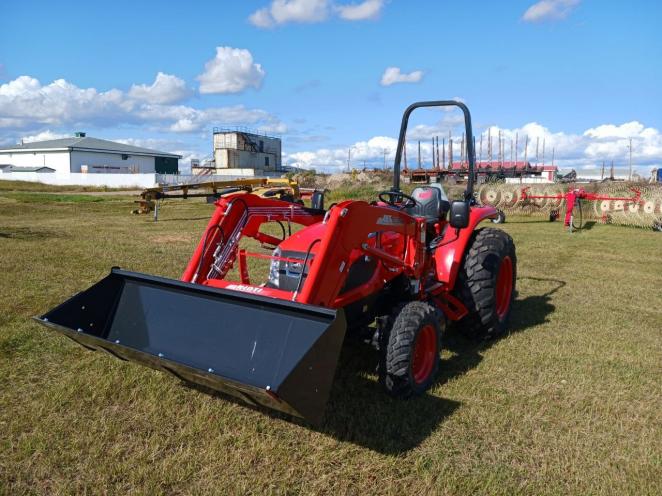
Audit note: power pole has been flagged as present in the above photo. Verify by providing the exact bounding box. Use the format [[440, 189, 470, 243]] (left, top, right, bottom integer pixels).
[[473, 136, 476, 165], [403, 139, 408, 172], [510, 139, 514, 165], [442, 138, 446, 170], [488, 128, 492, 166], [535, 137, 540, 165], [524, 135, 529, 164], [542, 138, 546, 166], [601, 160, 605, 180], [501, 132, 505, 168], [515, 132, 519, 164], [628, 138, 632, 181], [383, 148, 388, 169], [551, 147, 555, 166], [347, 148, 351, 172], [449, 136, 453, 169], [431, 138, 436, 169], [448, 130, 452, 166], [498, 130, 502, 167], [479, 133, 483, 163], [417, 141, 421, 168], [610, 160, 614, 180], [501, 131, 505, 168]]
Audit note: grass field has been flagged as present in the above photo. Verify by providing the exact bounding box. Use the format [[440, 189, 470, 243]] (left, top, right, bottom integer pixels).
[[1, 182, 661, 495]]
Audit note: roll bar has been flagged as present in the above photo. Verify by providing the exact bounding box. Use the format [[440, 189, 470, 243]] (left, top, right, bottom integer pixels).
[[392, 100, 476, 200]]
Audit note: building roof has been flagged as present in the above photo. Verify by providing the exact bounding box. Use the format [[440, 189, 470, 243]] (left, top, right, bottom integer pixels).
[[3, 166, 56, 172], [0, 136, 181, 158]]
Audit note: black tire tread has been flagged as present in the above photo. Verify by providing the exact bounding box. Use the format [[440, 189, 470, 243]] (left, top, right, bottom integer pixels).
[[381, 301, 442, 398], [455, 227, 516, 340]]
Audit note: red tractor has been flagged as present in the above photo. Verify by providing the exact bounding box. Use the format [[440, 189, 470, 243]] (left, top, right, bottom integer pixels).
[[36, 101, 517, 425]]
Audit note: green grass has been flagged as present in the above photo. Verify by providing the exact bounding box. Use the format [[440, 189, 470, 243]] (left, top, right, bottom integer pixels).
[[0, 186, 661, 495], [0, 179, 131, 193], [3, 192, 107, 203]]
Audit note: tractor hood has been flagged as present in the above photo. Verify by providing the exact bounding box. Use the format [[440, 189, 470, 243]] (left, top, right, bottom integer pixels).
[[277, 222, 327, 254]]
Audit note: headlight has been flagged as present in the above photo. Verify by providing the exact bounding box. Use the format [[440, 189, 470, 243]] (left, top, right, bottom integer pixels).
[[269, 247, 282, 287]]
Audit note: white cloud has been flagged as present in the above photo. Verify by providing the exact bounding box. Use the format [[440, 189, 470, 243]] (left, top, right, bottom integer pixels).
[[380, 67, 424, 86], [287, 135, 397, 169], [21, 130, 70, 143], [285, 120, 662, 172], [197, 47, 265, 94], [336, 0, 384, 20], [249, 0, 330, 28], [0, 76, 130, 128], [522, 0, 580, 23], [128, 72, 191, 104], [0, 75, 284, 134], [584, 121, 646, 139], [249, 0, 384, 27], [138, 104, 284, 134]]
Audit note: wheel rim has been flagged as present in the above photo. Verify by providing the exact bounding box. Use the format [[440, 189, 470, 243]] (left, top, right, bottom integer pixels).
[[495, 256, 513, 320], [412, 324, 437, 384]]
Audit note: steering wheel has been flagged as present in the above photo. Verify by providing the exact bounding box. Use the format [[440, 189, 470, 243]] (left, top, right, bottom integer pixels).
[[378, 190, 418, 209]]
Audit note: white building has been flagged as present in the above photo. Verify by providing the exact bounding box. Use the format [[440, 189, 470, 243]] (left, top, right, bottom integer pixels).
[[193, 129, 281, 175], [0, 133, 180, 175]]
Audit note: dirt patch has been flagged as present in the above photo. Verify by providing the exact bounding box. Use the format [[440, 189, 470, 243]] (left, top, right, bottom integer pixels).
[[0, 226, 64, 240]]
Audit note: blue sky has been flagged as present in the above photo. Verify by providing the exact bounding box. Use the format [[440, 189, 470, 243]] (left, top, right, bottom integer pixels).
[[1, 0, 661, 174]]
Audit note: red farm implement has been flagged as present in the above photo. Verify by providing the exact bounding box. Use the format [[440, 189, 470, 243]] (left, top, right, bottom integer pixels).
[[521, 186, 641, 232], [36, 101, 517, 425]]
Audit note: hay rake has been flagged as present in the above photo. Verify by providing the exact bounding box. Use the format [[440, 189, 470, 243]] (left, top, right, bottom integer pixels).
[[477, 182, 662, 231]]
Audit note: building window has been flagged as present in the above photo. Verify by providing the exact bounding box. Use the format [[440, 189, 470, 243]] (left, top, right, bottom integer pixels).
[[121, 154, 129, 160], [265, 156, 270, 167]]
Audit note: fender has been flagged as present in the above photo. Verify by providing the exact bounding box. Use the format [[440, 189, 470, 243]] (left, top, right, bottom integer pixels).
[[433, 205, 498, 287]]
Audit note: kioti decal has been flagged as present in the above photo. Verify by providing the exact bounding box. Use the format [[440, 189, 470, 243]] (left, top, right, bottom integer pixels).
[[226, 284, 264, 294]]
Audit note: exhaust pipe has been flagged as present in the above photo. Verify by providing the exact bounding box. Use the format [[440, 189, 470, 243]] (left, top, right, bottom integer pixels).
[[35, 268, 346, 425]]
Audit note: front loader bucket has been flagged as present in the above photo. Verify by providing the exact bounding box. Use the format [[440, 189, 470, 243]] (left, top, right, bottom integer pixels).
[[34, 268, 346, 425]]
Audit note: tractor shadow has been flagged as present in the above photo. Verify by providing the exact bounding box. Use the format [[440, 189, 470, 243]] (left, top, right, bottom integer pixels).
[[438, 277, 563, 388], [498, 218, 552, 224], [320, 347, 460, 454], [321, 278, 562, 454]]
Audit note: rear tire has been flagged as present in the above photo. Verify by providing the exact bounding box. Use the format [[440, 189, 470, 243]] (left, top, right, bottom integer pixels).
[[456, 228, 516, 340], [380, 301, 443, 398]]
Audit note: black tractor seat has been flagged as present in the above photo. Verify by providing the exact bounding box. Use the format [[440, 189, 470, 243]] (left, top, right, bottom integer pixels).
[[406, 185, 450, 223]]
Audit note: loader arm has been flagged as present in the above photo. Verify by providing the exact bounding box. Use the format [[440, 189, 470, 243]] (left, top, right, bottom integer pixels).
[[182, 194, 324, 284]]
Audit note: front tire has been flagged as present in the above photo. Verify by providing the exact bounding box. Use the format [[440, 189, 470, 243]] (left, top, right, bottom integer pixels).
[[456, 228, 517, 340], [491, 210, 506, 224], [380, 301, 443, 398]]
